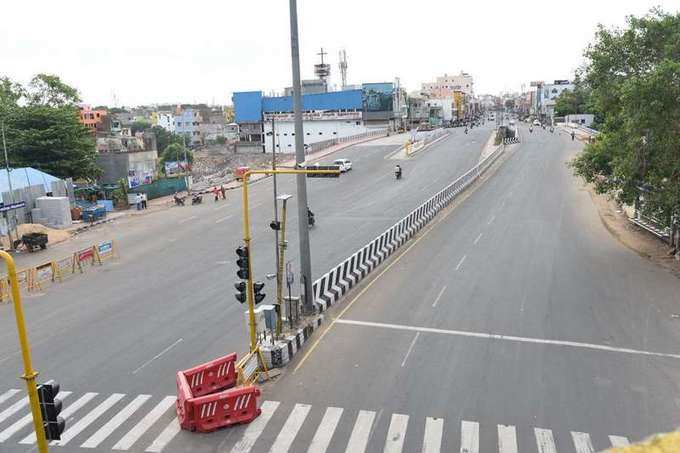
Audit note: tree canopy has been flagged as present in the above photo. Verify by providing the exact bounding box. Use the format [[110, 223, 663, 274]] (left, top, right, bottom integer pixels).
[[0, 73, 100, 181], [151, 125, 183, 153], [571, 8, 680, 226], [159, 143, 193, 170]]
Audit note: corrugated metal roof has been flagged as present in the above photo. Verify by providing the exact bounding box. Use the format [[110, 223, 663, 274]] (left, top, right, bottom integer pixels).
[[0, 167, 62, 202]]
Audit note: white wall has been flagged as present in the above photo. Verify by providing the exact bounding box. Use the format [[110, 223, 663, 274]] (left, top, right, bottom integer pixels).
[[157, 113, 175, 133], [262, 119, 370, 153]]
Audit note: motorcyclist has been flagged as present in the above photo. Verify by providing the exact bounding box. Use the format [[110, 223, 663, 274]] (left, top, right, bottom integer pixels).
[[307, 207, 315, 226], [571, 130, 575, 141], [395, 164, 402, 179], [529, 126, 533, 133]]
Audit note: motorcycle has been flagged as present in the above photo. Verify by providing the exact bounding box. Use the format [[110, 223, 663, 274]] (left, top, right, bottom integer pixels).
[[307, 209, 315, 228], [395, 167, 402, 180], [464, 128, 468, 134], [191, 194, 203, 205], [529, 127, 533, 133], [173, 194, 186, 206]]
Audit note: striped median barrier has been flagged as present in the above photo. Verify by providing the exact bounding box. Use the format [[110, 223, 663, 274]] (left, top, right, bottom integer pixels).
[[256, 142, 508, 369], [312, 142, 507, 313]]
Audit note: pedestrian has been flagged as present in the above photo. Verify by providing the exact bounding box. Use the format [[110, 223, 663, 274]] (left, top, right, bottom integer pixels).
[[135, 193, 142, 211], [213, 186, 220, 202], [141, 193, 147, 209], [220, 185, 226, 200], [571, 131, 575, 141]]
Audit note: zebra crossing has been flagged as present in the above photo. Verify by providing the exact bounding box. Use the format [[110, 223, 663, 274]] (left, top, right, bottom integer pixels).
[[0, 388, 632, 452]]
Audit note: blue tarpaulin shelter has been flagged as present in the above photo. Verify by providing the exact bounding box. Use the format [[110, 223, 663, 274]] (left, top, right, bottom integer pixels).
[[0, 167, 62, 203]]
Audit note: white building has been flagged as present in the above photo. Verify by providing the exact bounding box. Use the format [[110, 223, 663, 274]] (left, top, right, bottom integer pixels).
[[421, 72, 474, 98], [534, 80, 574, 118], [156, 112, 175, 133], [262, 111, 371, 153]]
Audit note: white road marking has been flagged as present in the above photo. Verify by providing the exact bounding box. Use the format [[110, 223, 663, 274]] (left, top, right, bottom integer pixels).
[[487, 214, 496, 225], [0, 389, 20, 406], [0, 397, 28, 424], [473, 233, 483, 245], [460, 420, 479, 453], [230, 400, 280, 453], [422, 417, 443, 453], [145, 418, 181, 452], [0, 392, 71, 442], [81, 394, 151, 448], [384, 413, 409, 453], [112, 396, 176, 450], [178, 215, 197, 224], [20, 392, 98, 444], [497, 424, 518, 453], [455, 255, 467, 271], [132, 338, 184, 374], [307, 407, 343, 453], [401, 332, 420, 367], [345, 410, 376, 453], [431, 286, 447, 308], [216, 215, 233, 224], [534, 428, 557, 453], [53, 393, 125, 445], [571, 431, 595, 453], [269, 403, 311, 453], [335, 319, 680, 360], [609, 435, 630, 447]]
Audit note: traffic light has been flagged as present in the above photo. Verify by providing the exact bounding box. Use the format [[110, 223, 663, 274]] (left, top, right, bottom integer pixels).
[[253, 281, 266, 304], [236, 246, 249, 280], [234, 281, 247, 304], [37, 380, 65, 441]]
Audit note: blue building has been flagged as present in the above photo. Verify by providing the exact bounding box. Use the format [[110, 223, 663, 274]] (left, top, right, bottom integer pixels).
[[232, 84, 397, 153]]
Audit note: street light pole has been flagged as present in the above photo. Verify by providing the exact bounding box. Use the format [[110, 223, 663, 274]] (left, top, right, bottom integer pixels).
[[1, 121, 17, 249], [288, 0, 315, 314]]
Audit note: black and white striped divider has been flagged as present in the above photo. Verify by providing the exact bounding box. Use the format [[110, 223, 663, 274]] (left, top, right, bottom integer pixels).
[[503, 137, 520, 145], [312, 142, 508, 313]]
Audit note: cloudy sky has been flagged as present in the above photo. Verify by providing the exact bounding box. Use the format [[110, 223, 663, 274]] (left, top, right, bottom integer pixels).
[[2, 0, 678, 106]]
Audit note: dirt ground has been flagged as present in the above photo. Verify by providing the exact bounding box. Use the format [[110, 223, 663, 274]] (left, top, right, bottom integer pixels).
[[586, 183, 680, 278], [191, 144, 294, 188], [0, 223, 72, 249]]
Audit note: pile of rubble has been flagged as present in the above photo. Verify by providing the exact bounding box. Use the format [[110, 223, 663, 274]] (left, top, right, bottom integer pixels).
[[190, 143, 294, 189]]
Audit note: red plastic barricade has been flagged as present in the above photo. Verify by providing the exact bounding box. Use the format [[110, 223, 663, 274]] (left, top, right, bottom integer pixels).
[[176, 370, 194, 430], [192, 386, 261, 433], [181, 352, 237, 398], [176, 352, 262, 432]]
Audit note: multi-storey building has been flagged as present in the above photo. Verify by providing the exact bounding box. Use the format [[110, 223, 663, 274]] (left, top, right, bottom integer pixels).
[[421, 72, 474, 98]]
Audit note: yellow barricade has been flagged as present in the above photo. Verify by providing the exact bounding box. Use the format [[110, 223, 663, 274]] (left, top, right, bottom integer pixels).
[[0, 239, 119, 300]]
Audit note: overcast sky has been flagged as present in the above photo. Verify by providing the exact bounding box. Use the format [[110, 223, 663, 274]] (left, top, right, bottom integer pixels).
[[2, 0, 678, 107]]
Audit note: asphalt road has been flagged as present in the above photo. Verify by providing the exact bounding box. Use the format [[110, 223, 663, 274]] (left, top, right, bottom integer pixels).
[[0, 124, 494, 452], [167, 125, 680, 452]]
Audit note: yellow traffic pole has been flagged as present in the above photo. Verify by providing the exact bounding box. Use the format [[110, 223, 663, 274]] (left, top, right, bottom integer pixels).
[[239, 168, 339, 352], [0, 251, 48, 453], [240, 172, 258, 352], [275, 197, 289, 336]]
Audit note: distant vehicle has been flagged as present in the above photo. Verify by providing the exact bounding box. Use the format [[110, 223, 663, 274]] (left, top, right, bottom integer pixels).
[[333, 158, 352, 172], [509, 120, 516, 125], [533, 119, 541, 126]]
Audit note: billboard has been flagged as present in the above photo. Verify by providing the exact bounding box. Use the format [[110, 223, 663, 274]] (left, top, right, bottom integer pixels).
[[164, 161, 189, 176], [362, 83, 394, 112]]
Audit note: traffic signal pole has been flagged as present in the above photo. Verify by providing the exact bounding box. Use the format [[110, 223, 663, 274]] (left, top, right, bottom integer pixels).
[[0, 251, 48, 453], [239, 168, 338, 352]]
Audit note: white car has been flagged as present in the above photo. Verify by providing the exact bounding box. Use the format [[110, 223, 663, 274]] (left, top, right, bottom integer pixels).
[[333, 158, 352, 172], [533, 119, 541, 126]]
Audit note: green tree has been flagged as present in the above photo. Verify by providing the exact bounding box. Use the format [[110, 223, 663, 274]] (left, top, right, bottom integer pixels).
[[130, 119, 151, 134], [151, 125, 183, 153], [27, 73, 81, 107], [571, 8, 680, 228], [0, 74, 100, 181], [159, 143, 193, 173]]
